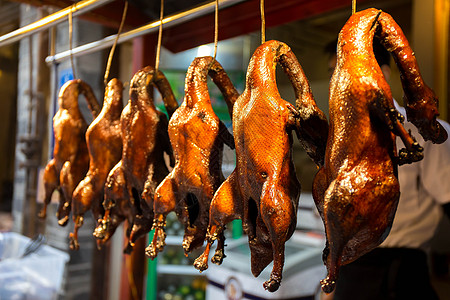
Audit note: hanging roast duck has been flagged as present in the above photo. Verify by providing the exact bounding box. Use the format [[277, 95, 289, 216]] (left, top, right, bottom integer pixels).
[[313, 8, 448, 293], [39, 79, 100, 226], [146, 56, 238, 260], [194, 40, 328, 292], [93, 160, 131, 247], [69, 78, 123, 250], [94, 66, 178, 252]]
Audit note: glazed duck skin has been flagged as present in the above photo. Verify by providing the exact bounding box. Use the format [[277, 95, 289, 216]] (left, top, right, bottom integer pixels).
[[313, 8, 448, 293], [93, 104, 135, 248], [39, 79, 100, 226], [146, 56, 238, 260], [94, 161, 134, 247], [377, 17, 447, 144], [194, 40, 328, 292], [70, 79, 123, 250], [95, 66, 178, 252]]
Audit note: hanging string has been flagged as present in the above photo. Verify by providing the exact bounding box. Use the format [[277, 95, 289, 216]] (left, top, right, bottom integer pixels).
[[104, 1, 128, 86], [125, 254, 138, 300], [212, 0, 219, 61], [68, 6, 76, 79], [260, 0, 265, 44], [155, 0, 164, 73], [27, 35, 33, 136], [352, 0, 356, 15]]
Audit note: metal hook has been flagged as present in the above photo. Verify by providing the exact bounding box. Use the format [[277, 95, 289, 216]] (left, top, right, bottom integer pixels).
[[261, 0, 265, 44], [104, 1, 128, 86], [155, 0, 164, 75], [207, 0, 219, 72], [68, 5, 76, 79]]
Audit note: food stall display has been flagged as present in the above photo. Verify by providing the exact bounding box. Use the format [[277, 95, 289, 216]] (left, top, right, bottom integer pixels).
[[0, 0, 447, 299]]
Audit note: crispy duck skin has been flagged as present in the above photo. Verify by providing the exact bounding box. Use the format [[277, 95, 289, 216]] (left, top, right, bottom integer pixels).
[[93, 161, 132, 247], [193, 40, 328, 292], [146, 56, 238, 260], [39, 79, 100, 226], [69, 79, 124, 250], [95, 66, 178, 252], [93, 105, 132, 246], [313, 8, 448, 294]]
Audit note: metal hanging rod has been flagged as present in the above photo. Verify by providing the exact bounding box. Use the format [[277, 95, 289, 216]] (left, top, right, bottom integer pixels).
[[45, 0, 245, 65], [0, 0, 114, 47]]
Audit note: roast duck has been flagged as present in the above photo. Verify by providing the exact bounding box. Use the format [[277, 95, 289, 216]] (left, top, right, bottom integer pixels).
[[69, 79, 124, 250], [94, 66, 178, 252], [146, 56, 238, 260], [194, 40, 329, 292], [313, 8, 448, 293], [39, 79, 100, 226]]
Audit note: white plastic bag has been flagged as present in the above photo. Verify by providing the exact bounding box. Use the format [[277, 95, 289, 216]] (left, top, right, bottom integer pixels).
[[0, 232, 69, 300]]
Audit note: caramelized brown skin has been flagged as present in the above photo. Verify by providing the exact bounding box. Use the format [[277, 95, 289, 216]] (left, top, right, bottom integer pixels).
[[96, 66, 177, 252], [313, 9, 448, 294], [69, 79, 124, 250], [39, 79, 100, 226], [147, 56, 238, 260], [94, 161, 133, 248], [377, 19, 447, 144], [194, 41, 328, 292]]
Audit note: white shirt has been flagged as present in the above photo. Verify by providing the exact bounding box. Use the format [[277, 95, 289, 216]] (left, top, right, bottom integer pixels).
[[380, 102, 450, 250]]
